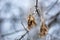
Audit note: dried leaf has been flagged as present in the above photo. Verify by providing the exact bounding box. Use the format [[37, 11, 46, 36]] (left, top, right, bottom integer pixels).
[[39, 22, 48, 38], [27, 14, 36, 30]]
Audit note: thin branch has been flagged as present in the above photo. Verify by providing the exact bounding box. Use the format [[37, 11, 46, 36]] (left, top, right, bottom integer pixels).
[[48, 12, 60, 27], [46, 0, 58, 14], [18, 31, 28, 40], [17, 22, 29, 40], [21, 21, 28, 32], [48, 33, 60, 39], [1, 29, 25, 37], [1, 21, 29, 40], [35, 0, 40, 16]]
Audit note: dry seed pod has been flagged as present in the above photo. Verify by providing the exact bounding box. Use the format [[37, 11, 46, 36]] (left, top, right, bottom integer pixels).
[[39, 16, 48, 38], [39, 22, 48, 38], [27, 14, 36, 30]]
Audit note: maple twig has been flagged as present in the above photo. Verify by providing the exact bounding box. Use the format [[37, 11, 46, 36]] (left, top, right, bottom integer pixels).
[[35, 0, 40, 16]]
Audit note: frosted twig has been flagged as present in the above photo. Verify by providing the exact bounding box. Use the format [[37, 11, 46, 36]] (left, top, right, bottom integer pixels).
[[35, 0, 40, 16], [18, 22, 29, 40]]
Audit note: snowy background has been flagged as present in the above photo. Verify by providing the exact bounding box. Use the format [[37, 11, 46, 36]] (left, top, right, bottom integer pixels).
[[0, 0, 60, 40]]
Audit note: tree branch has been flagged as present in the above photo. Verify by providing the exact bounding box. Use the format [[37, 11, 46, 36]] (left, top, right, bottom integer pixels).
[[17, 22, 29, 40], [1, 29, 25, 37], [46, 0, 58, 14], [48, 12, 60, 27], [18, 31, 28, 40], [21, 21, 28, 32], [35, 0, 40, 16]]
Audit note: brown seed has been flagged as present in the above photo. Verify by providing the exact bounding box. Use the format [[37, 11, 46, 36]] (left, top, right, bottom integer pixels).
[[27, 14, 36, 30], [40, 22, 48, 38]]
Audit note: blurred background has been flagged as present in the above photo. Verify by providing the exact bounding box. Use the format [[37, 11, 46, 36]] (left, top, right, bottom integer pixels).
[[0, 0, 60, 40]]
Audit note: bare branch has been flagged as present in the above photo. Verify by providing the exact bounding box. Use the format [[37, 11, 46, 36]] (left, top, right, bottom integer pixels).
[[17, 22, 29, 40], [48, 12, 60, 27], [1, 29, 25, 37], [48, 33, 60, 39], [46, 0, 58, 14], [21, 21, 28, 32], [35, 0, 40, 16], [18, 31, 28, 40]]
